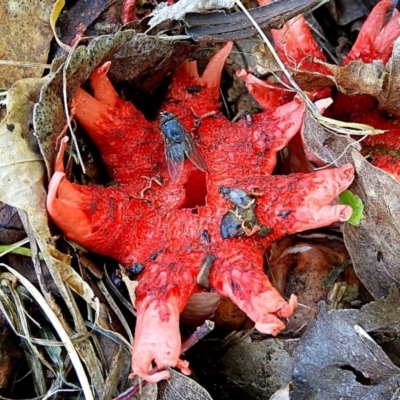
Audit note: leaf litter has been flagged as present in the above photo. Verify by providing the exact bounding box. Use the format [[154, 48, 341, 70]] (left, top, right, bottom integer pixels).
[[1, 0, 400, 399]]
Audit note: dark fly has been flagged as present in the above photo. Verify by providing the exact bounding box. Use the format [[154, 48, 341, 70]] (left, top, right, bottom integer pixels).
[[219, 186, 254, 209], [159, 112, 207, 182], [220, 212, 244, 239]]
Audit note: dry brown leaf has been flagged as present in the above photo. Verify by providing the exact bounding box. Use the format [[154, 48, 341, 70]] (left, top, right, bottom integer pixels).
[[302, 110, 358, 166], [290, 68, 336, 92], [323, 59, 385, 96], [253, 44, 386, 97], [377, 37, 400, 119], [0, 74, 97, 300], [0, 0, 55, 88], [268, 234, 352, 334], [100, 344, 132, 400], [0, 77, 50, 234], [56, 0, 110, 48]]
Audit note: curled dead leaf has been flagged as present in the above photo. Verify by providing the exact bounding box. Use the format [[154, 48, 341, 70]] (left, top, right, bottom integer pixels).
[[268, 234, 355, 334]]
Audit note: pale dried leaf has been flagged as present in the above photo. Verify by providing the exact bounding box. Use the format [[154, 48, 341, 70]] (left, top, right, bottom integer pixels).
[[100, 344, 131, 400], [134, 382, 158, 400], [269, 384, 292, 400], [148, 0, 235, 29], [377, 37, 400, 118], [157, 369, 212, 400], [0, 77, 56, 253], [0, 0, 55, 88], [344, 151, 400, 298], [253, 45, 386, 97], [302, 110, 358, 166]]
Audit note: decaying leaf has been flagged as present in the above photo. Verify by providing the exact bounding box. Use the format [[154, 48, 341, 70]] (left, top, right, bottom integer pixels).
[[323, 60, 386, 97], [302, 110, 358, 166], [292, 286, 400, 399], [204, 334, 294, 399], [148, 0, 235, 29], [0, 203, 26, 245], [377, 37, 400, 118], [56, 0, 111, 48], [254, 52, 387, 96], [268, 234, 353, 334], [302, 109, 400, 299], [0, 0, 55, 88], [344, 152, 400, 298], [252, 42, 281, 74], [158, 369, 213, 400], [0, 77, 48, 216]]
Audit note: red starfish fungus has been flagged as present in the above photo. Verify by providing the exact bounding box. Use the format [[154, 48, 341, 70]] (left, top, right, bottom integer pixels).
[[335, 0, 400, 181], [263, 0, 400, 180], [47, 42, 354, 381]]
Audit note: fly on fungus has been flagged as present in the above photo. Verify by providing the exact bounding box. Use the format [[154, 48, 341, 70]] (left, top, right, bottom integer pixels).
[[159, 111, 207, 182], [47, 42, 354, 382]]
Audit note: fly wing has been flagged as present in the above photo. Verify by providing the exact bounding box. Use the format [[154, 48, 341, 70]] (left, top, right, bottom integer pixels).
[[183, 133, 207, 172], [165, 140, 184, 182]]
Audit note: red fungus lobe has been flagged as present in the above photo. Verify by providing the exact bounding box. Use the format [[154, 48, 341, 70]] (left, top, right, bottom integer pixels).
[[47, 42, 354, 381]]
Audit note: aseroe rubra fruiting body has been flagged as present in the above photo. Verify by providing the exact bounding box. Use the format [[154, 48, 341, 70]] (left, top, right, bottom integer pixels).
[[47, 42, 354, 382]]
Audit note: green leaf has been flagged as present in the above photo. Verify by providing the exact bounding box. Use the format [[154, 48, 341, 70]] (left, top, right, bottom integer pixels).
[[339, 190, 364, 226]]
